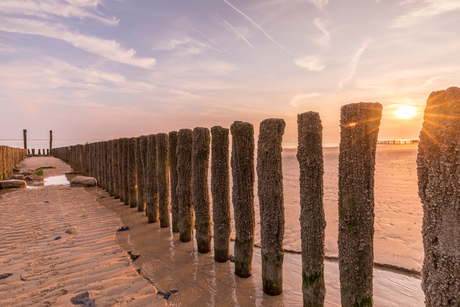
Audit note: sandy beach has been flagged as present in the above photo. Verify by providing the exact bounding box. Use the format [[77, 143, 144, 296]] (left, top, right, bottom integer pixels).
[[1, 147, 423, 306], [0, 157, 165, 307]]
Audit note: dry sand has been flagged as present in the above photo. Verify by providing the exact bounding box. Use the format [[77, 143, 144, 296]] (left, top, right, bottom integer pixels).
[[0, 157, 165, 306]]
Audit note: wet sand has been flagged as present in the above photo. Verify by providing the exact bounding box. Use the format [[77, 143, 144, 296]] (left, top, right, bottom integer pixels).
[[94, 186, 423, 306]]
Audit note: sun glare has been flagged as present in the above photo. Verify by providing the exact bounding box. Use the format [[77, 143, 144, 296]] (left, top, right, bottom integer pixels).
[[396, 106, 416, 119]]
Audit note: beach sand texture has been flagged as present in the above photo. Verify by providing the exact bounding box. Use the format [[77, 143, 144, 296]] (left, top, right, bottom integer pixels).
[[0, 157, 165, 307]]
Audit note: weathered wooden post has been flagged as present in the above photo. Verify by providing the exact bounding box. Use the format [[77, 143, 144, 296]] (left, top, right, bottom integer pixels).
[[49, 130, 53, 151], [111, 140, 120, 198], [32, 149, 35, 156], [257, 118, 285, 295], [128, 137, 137, 208], [101, 141, 108, 190], [107, 141, 114, 195], [118, 138, 125, 202], [192, 127, 212, 253], [211, 126, 231, 262], [23, 130, 27, 150], [177, 129, 194, 242], [123, 138, 130, 206], [338, 102, 382, 307], [38, 149, 41, 155], [136, 136, 146, 212], [417, 87, 460, 306], [169, 131, 180, 232], [157, 133, 170, 227], [145, 134, 159, 222], [231, 121, 255, 278], [297, 112, 326, 306]]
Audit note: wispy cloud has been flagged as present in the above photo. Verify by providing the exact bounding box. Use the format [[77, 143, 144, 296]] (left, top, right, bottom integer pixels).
[[0, 18, 156, 69], [309, 0, 330, 9], [390, 0, 460, 28], [294, 55, 325, 71], [223, 0, 293, 56], [337, 38, 371, 91], [218, 15, 254, 48], [313, 18, 331, 49], [153, 36, 212, 56], [289, 93, 321, 107], [0, 0, 119, 26]]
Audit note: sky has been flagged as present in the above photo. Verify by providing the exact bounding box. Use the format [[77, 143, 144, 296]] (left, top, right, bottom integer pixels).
[[1, 0, 459, 149]]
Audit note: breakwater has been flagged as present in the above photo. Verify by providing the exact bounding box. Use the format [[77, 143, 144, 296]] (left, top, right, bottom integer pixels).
[[50, 87, 460, 306]]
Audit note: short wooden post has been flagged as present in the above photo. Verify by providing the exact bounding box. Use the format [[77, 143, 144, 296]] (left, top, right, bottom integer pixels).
[[418, 87, 460, 306], [211, 126, 231, 262], [192, 127, 212, 253], [338, 102, 382, 307], [297, 112, 326, 306], [177, 129, 194, 242], [257, 118, 285, 295], [157, 133, 170, 227], [23, 130, 27, 150], [169, 131, 180, 232], [128, 137, 137, 208], [230, 121, 255, 278], [145, 134, 159, 222]]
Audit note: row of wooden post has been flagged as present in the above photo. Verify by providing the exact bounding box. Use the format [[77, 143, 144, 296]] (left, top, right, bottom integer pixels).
[[0, 146, 28, 181], [50, 102, 380, 306], [50, 89, 460, 307]]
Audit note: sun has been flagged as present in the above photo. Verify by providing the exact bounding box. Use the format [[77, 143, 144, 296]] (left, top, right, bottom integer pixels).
[[396, 106, 416, 119]]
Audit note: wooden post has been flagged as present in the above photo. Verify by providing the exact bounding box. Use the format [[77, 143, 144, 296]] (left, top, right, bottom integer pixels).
[[123, 138, 130, 205], [112, 139, 120, 199], [145, 134, 159, 222], [211, 126, 231, 262], [177, 129, 194, 242], [257, 118, 285, 295], [136, 136, 146, 212], [192, 127, 212, 253], [157, 133, 170, 227], [231, 121, 255, 278], [128, 137, 137, 208], [169, 131, 180, 232], [297, 112, 326, 306], [418, 87, 460, 306], [338, 102, 382, 307], [49, 130, 53, 151], [23, 130, 27, 150]]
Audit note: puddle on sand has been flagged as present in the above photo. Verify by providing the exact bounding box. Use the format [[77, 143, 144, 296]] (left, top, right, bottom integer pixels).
[[27, 173, 80, 188]]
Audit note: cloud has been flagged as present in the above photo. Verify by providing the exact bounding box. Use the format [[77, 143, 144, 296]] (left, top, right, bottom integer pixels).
[[223, 0, 293, 56], [153, 36, 212, 55], [0, 18, 156, 69], [294, 56, 325, 71], [218, 15, 254, 48], [0, 0, 119, 26], [337, 38, 371, 90], [289, 93, 321, 107], [390, 0, 460, 28], [313, 18, 331, 49], [187, 24, 233, 56], [309, 0, 329, 9]]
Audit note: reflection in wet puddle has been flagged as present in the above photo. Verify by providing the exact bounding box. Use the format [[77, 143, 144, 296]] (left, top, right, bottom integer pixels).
[[27, 173, 80, 188]]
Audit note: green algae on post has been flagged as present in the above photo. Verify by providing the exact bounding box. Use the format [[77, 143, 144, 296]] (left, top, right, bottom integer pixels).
[[257, 118, 285, 296], [169, 131, 180, 233], [211, 126, 231, 262], [297, 112, 326, 306], [145, 134, 159, 222], [157, 133, 170, 228], [128, 137, 137, 208], [338, 102, 382, 307], [230, 121, 255, 278], [417, 87, 460, 306], [177, 129, 194, 242], [192, 127, 212, 253]]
